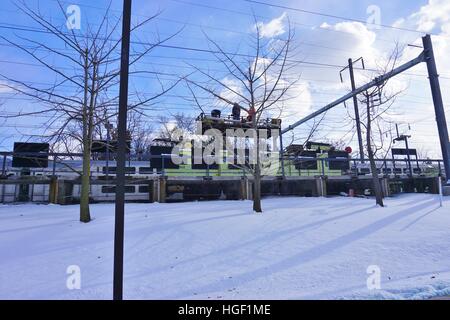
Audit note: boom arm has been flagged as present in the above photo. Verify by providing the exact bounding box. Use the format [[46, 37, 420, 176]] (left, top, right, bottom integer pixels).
[[281, 51, 425, 135]]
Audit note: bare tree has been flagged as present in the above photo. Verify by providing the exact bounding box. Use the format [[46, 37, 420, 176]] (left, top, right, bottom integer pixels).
[[416, 146, 432, 160], [0, 1, 180, 221], [322, 138, 350, 151], [156, 112, 195, 141], [128, 111, 154, 160], [186, 18, 299, 213], [355, 47, 404, 206]]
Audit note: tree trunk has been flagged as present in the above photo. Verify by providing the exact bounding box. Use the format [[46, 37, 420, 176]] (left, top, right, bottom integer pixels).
[[366, 95, 384, 207], [253, 165, 262, 213], [80, 141, 91, 222], [253, 120, 262, 213], [368, 149, 384, 207], [79, 51, 91, 223]]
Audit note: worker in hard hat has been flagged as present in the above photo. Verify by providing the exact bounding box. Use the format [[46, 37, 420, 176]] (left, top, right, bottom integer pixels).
[[247, 106, 256, 122], [232, 103, 241, 121]]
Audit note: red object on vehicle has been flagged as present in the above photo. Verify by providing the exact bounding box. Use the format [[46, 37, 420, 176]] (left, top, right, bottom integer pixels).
[[247, 106, 256, 122], [345, 146, 352, 154]]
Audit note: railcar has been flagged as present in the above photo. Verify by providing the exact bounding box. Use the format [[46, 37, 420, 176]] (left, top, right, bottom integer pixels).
[[0, 141, 441, 203]]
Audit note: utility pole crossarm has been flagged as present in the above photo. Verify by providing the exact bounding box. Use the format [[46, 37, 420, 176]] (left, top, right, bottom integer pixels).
[[281, 51, 426, 135]]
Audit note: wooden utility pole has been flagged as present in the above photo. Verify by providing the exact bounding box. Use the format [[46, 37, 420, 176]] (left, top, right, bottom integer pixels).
[[348, 58, 365, 162]]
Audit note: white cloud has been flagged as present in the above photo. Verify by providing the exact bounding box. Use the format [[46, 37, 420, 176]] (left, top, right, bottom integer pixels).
[[219, 77, 244, 105], [391, 1, 450, 93], [278, 81, 313, 126], [256, 13, 287, 38], [392, 18, 406, 28], [319, 21, 378, 62], [251, 57, 276, 80], [410, 0, 450, 32], [392, 0, 450, 32], [0, 81, 16, 93]]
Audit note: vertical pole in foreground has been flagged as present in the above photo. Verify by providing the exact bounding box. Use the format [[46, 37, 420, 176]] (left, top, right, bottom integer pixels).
[[105, 122, 111, 180], [422, 34, 450, 184], [114, 0, 132, 301], [404, 135, 413, 177], [279, 127, 285, 177], [2, 154, 7, 176], [348, 59, 364, 163]]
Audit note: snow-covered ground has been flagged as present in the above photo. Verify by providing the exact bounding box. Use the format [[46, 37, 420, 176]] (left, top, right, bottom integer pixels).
[[1, 194, 450, 300]]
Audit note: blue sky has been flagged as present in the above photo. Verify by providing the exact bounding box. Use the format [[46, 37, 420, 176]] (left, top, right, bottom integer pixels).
[[0, 0, 449, 158]]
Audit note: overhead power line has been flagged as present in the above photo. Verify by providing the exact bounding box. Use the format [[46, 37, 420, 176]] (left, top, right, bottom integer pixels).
[[35, 0, 420, 45], [1, 23, 449, 80], [241, 0, 434, 36]]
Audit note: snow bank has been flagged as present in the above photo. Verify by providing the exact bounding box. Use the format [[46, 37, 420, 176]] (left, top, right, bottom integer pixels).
[[0, 194, 449, 300]]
